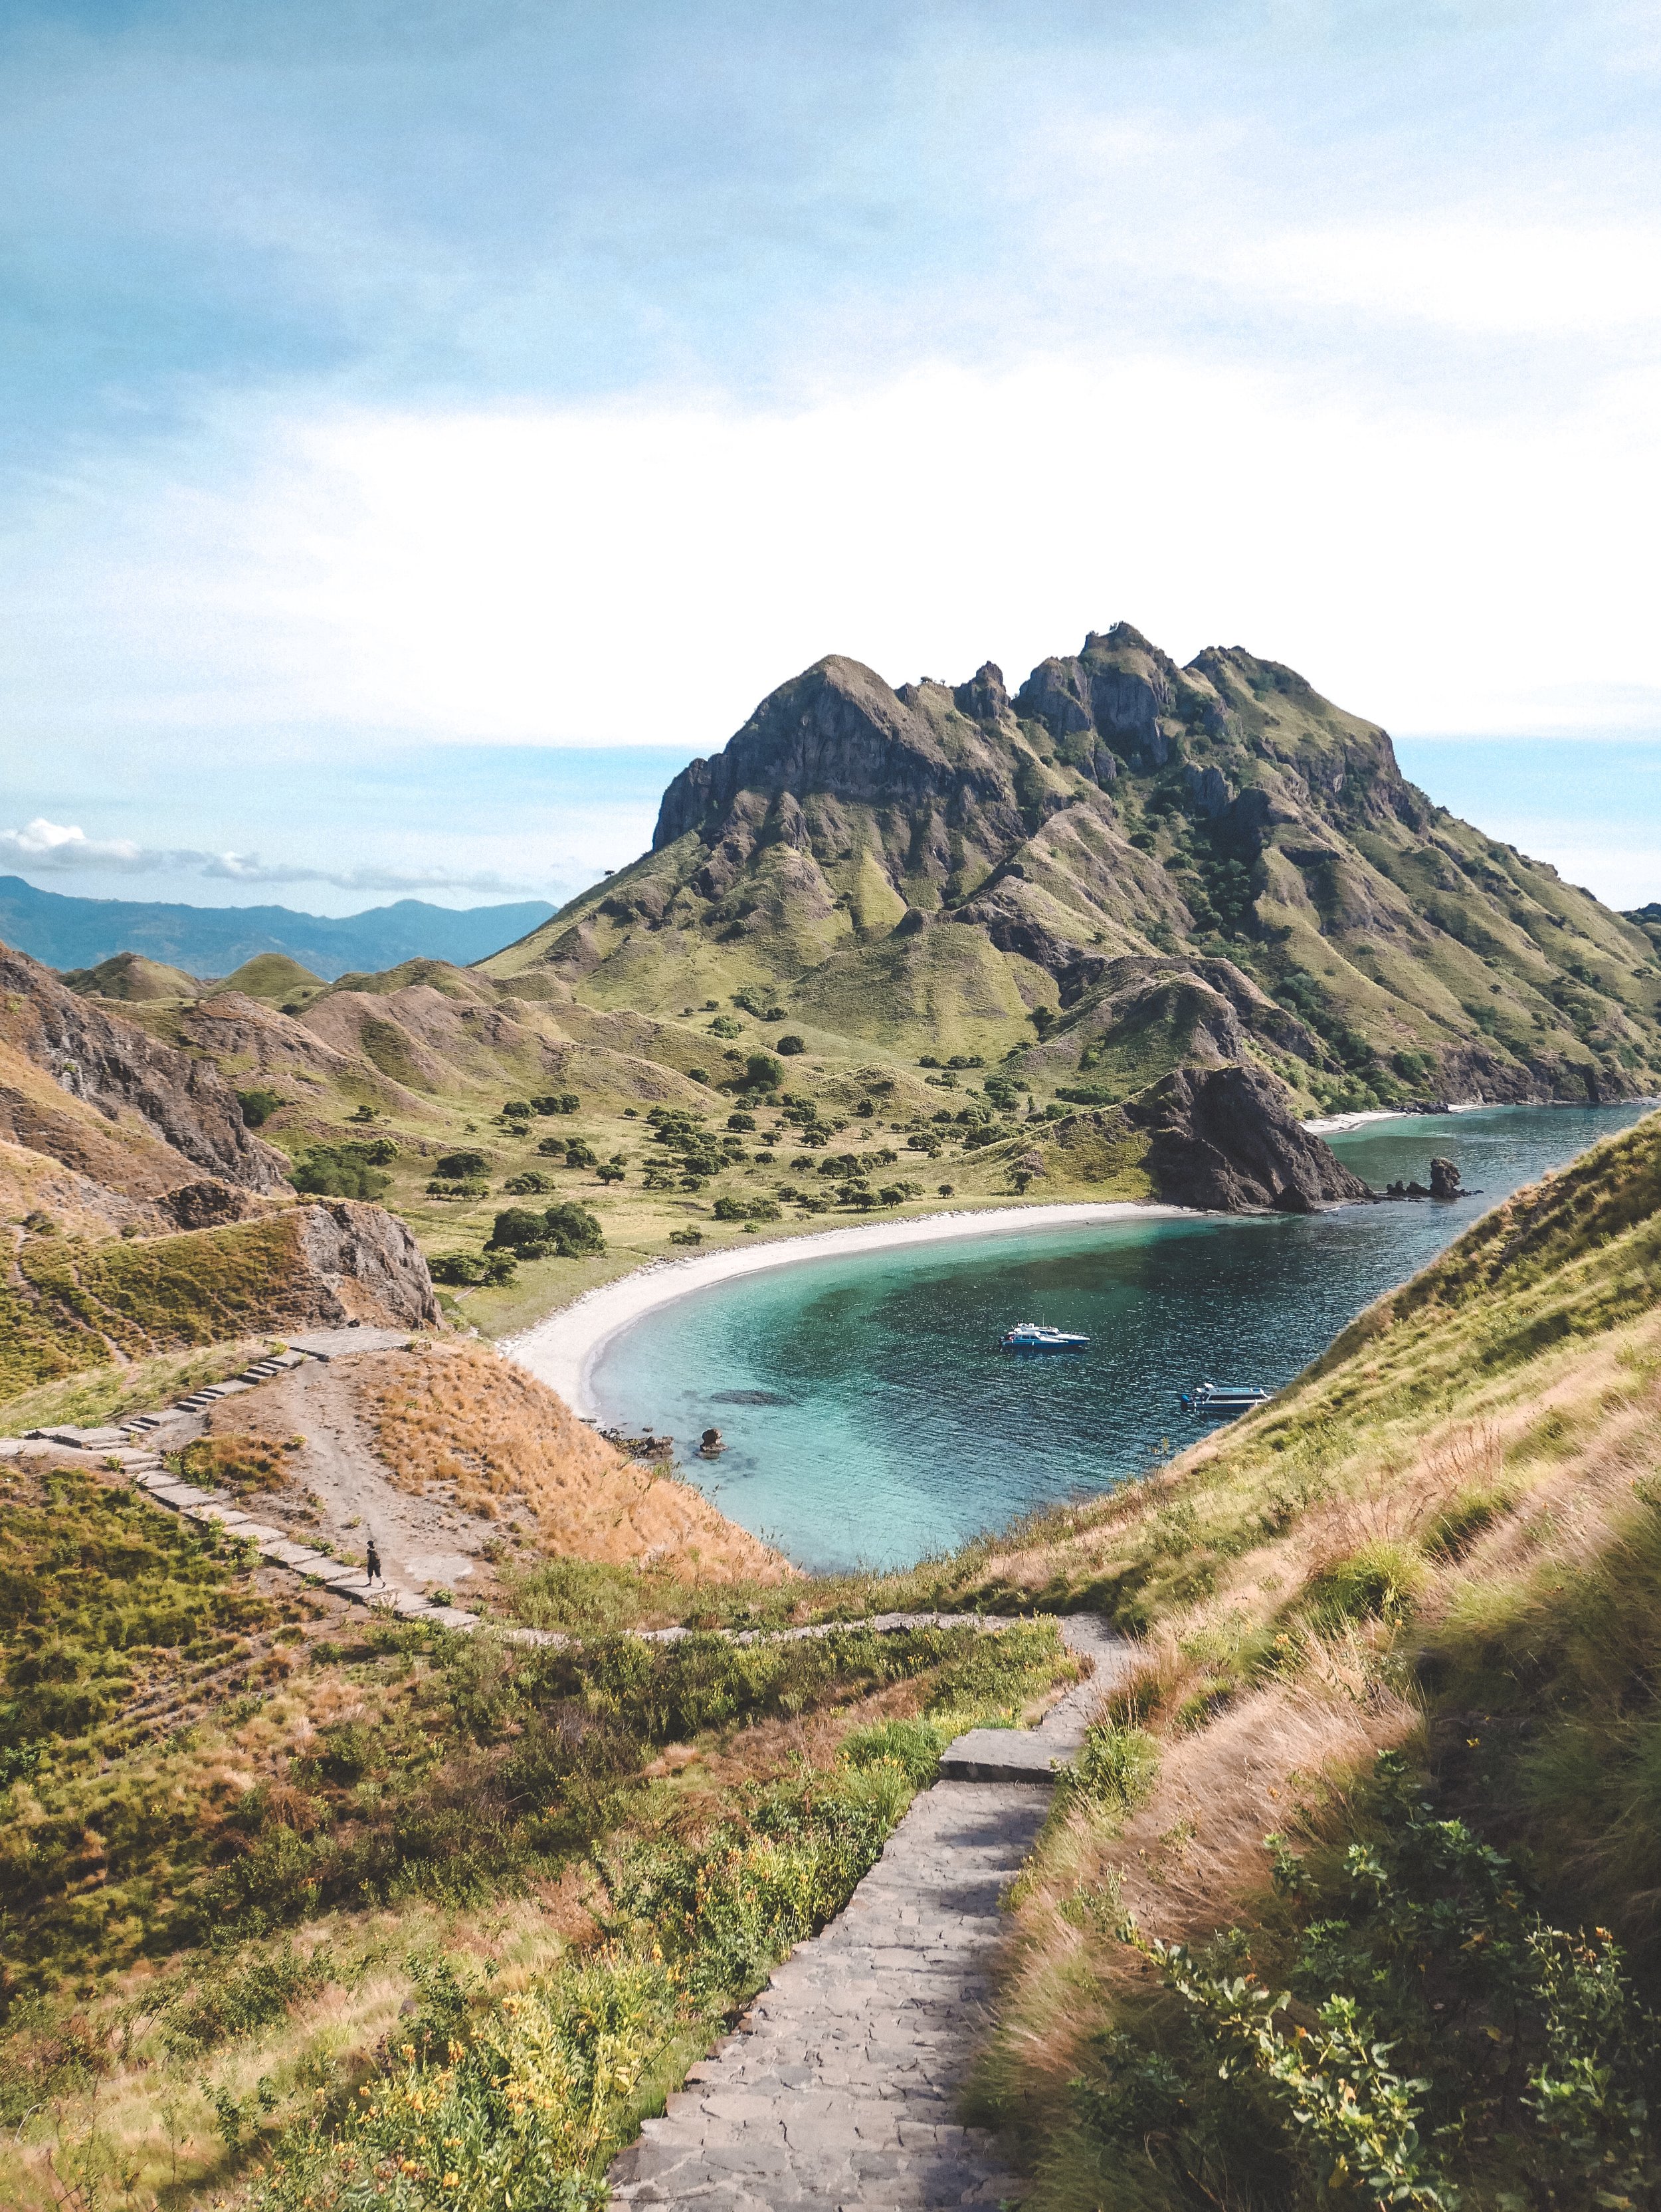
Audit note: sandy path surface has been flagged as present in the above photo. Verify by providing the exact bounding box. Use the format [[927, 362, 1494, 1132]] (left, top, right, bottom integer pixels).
[[194, 1360, 500, 1597], [507, 1199, 1187, 1416]]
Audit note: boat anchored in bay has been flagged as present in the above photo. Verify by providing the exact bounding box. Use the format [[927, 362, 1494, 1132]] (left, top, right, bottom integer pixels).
[[1180, 1381, 1272, 1416], [999, 1322, 1090, 1354]]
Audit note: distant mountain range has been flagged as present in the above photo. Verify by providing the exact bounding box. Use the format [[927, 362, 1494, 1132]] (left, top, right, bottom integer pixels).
[[0, 877, 555, 980]]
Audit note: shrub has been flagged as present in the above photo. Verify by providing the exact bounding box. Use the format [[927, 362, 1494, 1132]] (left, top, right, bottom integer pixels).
[[1095, 1754, 1661, 2212], [532, 1092, 581, 1114], [564, 1139, 598, 1169], [595, 1162, 626, 1183], [432, 1253, 518, 1287], [776, 1035, 806, 1056], [290, 1145, 391, 1200], [668, 1228, 704, 1245], [708, 1015, 743, 1037], [687, 1066, 710, 1083], [712, 1196, 781, 1222], [728, 1112, 756, 1130], [501, 1100, 534, 1120], [504, 1169, 557, 1195], [437, 1149, 490, 1179], [743, 1053, 784, 1091], [237, 1087, 284, 1128]]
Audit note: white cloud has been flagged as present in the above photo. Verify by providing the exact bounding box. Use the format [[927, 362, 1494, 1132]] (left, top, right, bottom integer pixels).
[[1236, 219, 1661, 338], [0, 817, 529, 893], [0, 819, 147, 869], [3, 349, 1660, 769]]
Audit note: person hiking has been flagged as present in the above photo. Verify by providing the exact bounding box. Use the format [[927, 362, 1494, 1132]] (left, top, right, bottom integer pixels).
[[365, 1536, 383, 1587]]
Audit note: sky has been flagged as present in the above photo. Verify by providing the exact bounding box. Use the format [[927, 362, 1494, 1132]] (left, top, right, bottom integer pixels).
[[2, 0, 1659, 915]]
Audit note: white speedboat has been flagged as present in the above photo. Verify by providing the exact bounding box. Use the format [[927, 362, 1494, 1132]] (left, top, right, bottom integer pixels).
[[999, 1322, 1090, 1353], [1181, 1381, 1272, 1415]]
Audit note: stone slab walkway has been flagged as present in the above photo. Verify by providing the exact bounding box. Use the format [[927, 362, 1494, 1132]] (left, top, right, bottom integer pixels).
[[610, 1617, 1130, 2209], [611, 1782, 1052, 2211]]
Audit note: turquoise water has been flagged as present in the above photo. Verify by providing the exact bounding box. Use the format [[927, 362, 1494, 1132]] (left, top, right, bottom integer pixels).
[[590, 1104, 1653, 1571]]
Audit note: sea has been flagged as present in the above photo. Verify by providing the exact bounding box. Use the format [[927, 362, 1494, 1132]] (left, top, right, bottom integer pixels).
[[589, 1103, 1653, 1572]]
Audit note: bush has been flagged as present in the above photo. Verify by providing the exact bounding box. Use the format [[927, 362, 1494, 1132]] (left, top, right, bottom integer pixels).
[[532, 1092, 580, 1114], [744, 1053, 784, 1091], [728, 1112, 756, 1130], [564, 1138, 598, 1169], [686, 1066, 710, 1083], [488, 1202, 606, 1260], [1096, 1753, 1661, 2212], [668, 1229, 704, 1245], [708, 1014, 743, 1037], [776, 1035, 806, 1055], [437, 1149, 490, 1179], [504, 1169, 557, 1195], [595, 1162, 626, 1183], [431, 1253, 518, 1287], [237, 1087, 284, 1128], [712, 1196, 781, 1222], [290, 1145, 391, 1200]]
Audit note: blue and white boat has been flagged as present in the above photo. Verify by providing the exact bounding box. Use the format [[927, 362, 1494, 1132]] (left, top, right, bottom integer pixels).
[[1181, 1381, 1272, 1415], [999, 1321, 1090, 1353]]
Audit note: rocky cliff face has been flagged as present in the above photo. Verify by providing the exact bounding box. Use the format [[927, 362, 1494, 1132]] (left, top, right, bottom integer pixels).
[[1125, 1064, 1373, 1213], [0, 944, 290, 1193], [490, 623, 1661, 1115], [293, 1201, 440, 1328]]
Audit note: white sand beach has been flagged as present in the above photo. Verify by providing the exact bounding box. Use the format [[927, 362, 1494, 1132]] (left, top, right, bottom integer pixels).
[[1301, 1102, 1490, 1134], [505, 1201, 1187, 1417]]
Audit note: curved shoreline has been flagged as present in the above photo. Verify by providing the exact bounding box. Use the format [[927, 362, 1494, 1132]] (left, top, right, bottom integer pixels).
[[504, 1200, 1191, 1417]]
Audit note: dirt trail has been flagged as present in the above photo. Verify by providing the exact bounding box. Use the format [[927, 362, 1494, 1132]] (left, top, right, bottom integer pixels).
[[198, 1360, 497, 1596]]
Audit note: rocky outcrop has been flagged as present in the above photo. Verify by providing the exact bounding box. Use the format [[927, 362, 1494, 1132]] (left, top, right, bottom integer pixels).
[[293, 1201, 440, 1328], [0, 942, 289, 1192], [652, 655, 1021, 851], [1125, 1064, 1372, 1213]]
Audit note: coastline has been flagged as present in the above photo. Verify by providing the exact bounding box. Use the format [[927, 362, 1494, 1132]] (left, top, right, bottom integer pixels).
[[1304, 1096, 1659, 1135], [504, 1199, 1190, 1417], [1302, 1100, 1488, 1135]]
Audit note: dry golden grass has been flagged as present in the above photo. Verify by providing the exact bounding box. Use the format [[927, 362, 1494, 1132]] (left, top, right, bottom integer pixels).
[[977, 1140, 1661, 2196], [357, 1340, 794, 1583]]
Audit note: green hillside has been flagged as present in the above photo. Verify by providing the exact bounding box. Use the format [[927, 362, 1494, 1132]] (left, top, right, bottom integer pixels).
[[941, 1104, 1661, 2211], [486, 629, 1661, 1118]]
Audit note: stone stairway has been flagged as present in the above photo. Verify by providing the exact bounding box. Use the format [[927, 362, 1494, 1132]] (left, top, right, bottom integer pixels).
[[610, 1618, 1131, 2211]]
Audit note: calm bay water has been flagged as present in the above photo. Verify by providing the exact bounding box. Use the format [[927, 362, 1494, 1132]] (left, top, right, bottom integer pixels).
[[590, 1104, 1652, 1571]]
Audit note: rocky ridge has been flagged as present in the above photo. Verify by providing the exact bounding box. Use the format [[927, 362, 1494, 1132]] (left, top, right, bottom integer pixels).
[[489, 625, 1661, 1114]]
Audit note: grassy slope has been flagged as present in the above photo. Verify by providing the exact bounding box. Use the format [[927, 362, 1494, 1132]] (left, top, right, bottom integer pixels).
[[0, 1453, 1072, 2211], [87, 959, 1159, 1353], [943, 1105, 1661, 2210], [0, 1215, 314, 1409]]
